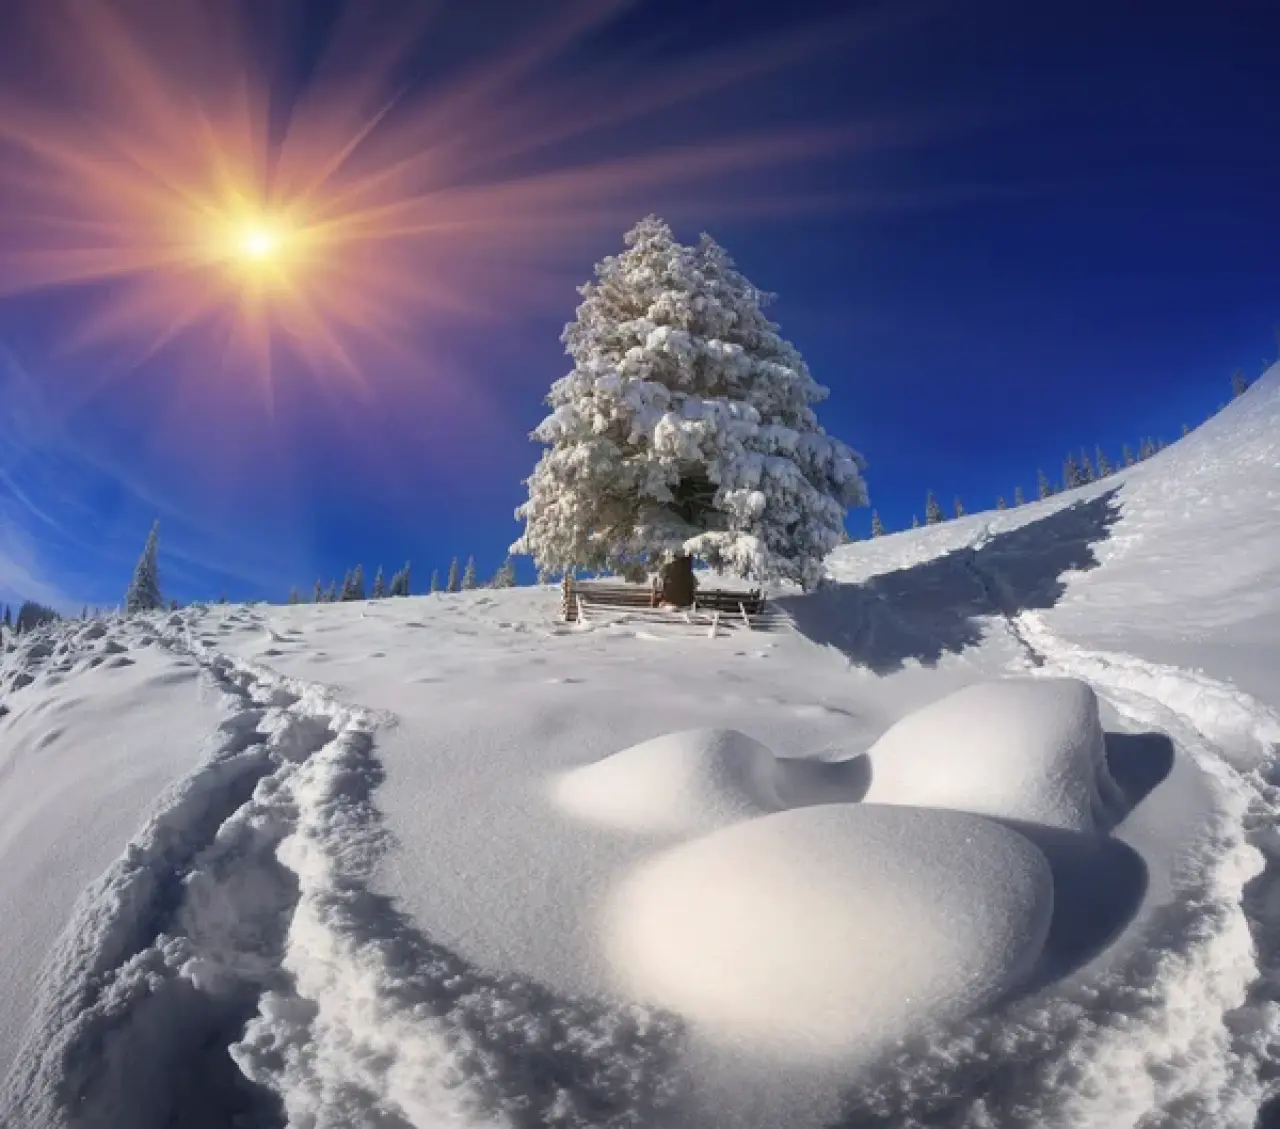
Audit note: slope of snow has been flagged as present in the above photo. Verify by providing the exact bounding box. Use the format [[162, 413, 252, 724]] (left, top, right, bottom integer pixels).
[[0, 368, 1276, 1128]]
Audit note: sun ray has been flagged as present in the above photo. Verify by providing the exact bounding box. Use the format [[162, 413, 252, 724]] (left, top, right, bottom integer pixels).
[[0, 0, 944, 431]]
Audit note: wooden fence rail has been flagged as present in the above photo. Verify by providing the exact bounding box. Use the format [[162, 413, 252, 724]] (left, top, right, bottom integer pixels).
[[561, 575, 765, 624]]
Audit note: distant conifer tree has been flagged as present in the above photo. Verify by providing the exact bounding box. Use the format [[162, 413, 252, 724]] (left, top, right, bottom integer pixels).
[[462, 556, 478, 590], [372, 567, 386, 599], [430, 570, 441, 593], [870, 510, 885, 537], [1014, 485, 1026, 506], [1078, 449, 1095, 483], [911, 515, 920, 528], [1037, 468, 1053, 499], [1122, 443, 1136, 467], [1062, 453, 1082, 490], [1232, 371, 1249, 398], [492, 557, 517, 587], [1139, 437, 1156, 460], [925, 492, 944, 525], [313, 579, 324, 603], [996, 496, 1007, 510], [1096, 447, 1112, 477], [125, 521, 164, 614], [953, 496, 966, 518], [447, 558, 461, 592]]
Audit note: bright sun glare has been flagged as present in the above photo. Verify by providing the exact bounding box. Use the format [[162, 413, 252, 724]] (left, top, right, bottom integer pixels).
[[238, 224, 280, 262]]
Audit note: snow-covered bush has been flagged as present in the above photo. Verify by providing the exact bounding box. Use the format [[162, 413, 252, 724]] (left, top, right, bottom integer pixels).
[[512, 216, 866, 590]]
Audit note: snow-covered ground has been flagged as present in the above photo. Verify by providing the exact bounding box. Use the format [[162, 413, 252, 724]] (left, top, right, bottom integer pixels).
[[1, 365, 1277, 1128]]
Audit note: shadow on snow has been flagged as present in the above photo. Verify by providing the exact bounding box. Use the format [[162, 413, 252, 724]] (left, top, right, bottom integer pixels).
[[780, 490, 1125, 674]]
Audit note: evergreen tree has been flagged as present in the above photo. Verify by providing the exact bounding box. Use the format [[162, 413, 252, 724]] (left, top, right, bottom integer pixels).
[[1096, 447, 1112, 477], [996, 496, 1007, 510], [288, 587, 301, 605], [512, 216, 866, 597], [1181, 423, 1190, 437], [911, 515, 919, 528], [219, 592, 228, 604], [372, 567, 386, 599], [339, 570, 353, 600], [125, 521, 163, 614], [1062, 453, 1082, 491], [1232, 371, 1249, 398], [870, 510, 885, 537], [492, 557, 517, 587], [15, 601, 59, 633], [350, 564, 366, 601], [1122, 443, 1136, 467], [1139, 437, 1156, 460], [1078, 449, 1095, 484], [430, 569, 441, 594], [925, 491, 944, 525], [325, 581, 338, 603], [2, 605, 9, 629], [398, 562, 411, 597], [1014, 485, 1026, 507], [953, 496, 966, 518], [462, 556, 478, 590], [313, 579, 324, 603], [446, 558, 460, 593], [1037, 468, 1053, 499]]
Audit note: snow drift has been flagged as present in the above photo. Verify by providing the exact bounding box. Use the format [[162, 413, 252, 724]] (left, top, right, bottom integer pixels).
[[865, 678, 1126, 832], [604, 803, 1054, 1061]]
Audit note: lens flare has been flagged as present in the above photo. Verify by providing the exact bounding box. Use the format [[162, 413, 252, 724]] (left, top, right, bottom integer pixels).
[[0, 0, 925, 416]]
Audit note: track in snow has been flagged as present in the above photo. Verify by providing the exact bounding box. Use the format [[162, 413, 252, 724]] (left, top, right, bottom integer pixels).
[[1, 611, 684, 1129]]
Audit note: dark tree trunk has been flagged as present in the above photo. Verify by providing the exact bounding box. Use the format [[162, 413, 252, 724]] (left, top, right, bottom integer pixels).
[[660, 554, 696, 607]]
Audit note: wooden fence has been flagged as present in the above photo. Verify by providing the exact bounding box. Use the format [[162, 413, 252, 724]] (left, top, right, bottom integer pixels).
[[561, 575, 766, 626]]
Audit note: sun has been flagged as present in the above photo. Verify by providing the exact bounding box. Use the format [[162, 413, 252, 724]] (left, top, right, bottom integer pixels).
[[238, 223, 280, 262]]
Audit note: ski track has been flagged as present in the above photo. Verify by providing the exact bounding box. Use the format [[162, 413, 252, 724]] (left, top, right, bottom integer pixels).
[[1, 611, 685, 1129]]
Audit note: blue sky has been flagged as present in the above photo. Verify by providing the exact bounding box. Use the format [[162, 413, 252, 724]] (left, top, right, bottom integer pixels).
[[0, 0, 1276, 609]]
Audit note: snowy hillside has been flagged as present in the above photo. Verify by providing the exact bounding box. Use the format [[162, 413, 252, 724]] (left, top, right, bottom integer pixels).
[[1, 365, 1278, 1129]]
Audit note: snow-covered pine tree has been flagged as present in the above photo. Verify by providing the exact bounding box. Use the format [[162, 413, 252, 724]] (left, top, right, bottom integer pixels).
[[398, 562, 411, 596], [288, 587, 301, 605], [372, 567, 386, 599], [446, 558, 460, 593], [1139, 437, 1156, 460], [953, 496, 966, 518], [1122, 443, 1136, 467], [125, 521, 163, 614], [1232, 371, 1249, 398], [1078, 449, 1095, 483], [1014, 486, 1025, 506], [325, 581, 338, 602], [350, 564, 366, 601], [911, 515, 919, 528], [1062, 453, 1082, 490], [430, 570, 441, 593], [1181, 423, 1190, 437], [1096, 447, 1112, 477], [996, 496, 1007, 510], [462, 556, 478, 590], [511, 216, 866, 602], [313, 579, 324, 603], [339, 570, 354, 600], [492, 557, 517, 587], [870, 510, 885, 537], [925, 492, 944, 525], [1037, 468, 1053, 499]]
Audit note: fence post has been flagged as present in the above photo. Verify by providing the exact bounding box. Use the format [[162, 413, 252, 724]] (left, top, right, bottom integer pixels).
[[561, 574, 573, 621]]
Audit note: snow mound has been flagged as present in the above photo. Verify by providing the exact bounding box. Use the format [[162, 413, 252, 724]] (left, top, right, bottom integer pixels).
[[604, 803, 1053, 1061], [865, 678, 1123, 832], [551, 727, 869, 835]]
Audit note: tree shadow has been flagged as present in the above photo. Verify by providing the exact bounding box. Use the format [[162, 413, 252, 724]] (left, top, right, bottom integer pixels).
[[780, 490, 1124, 674]]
